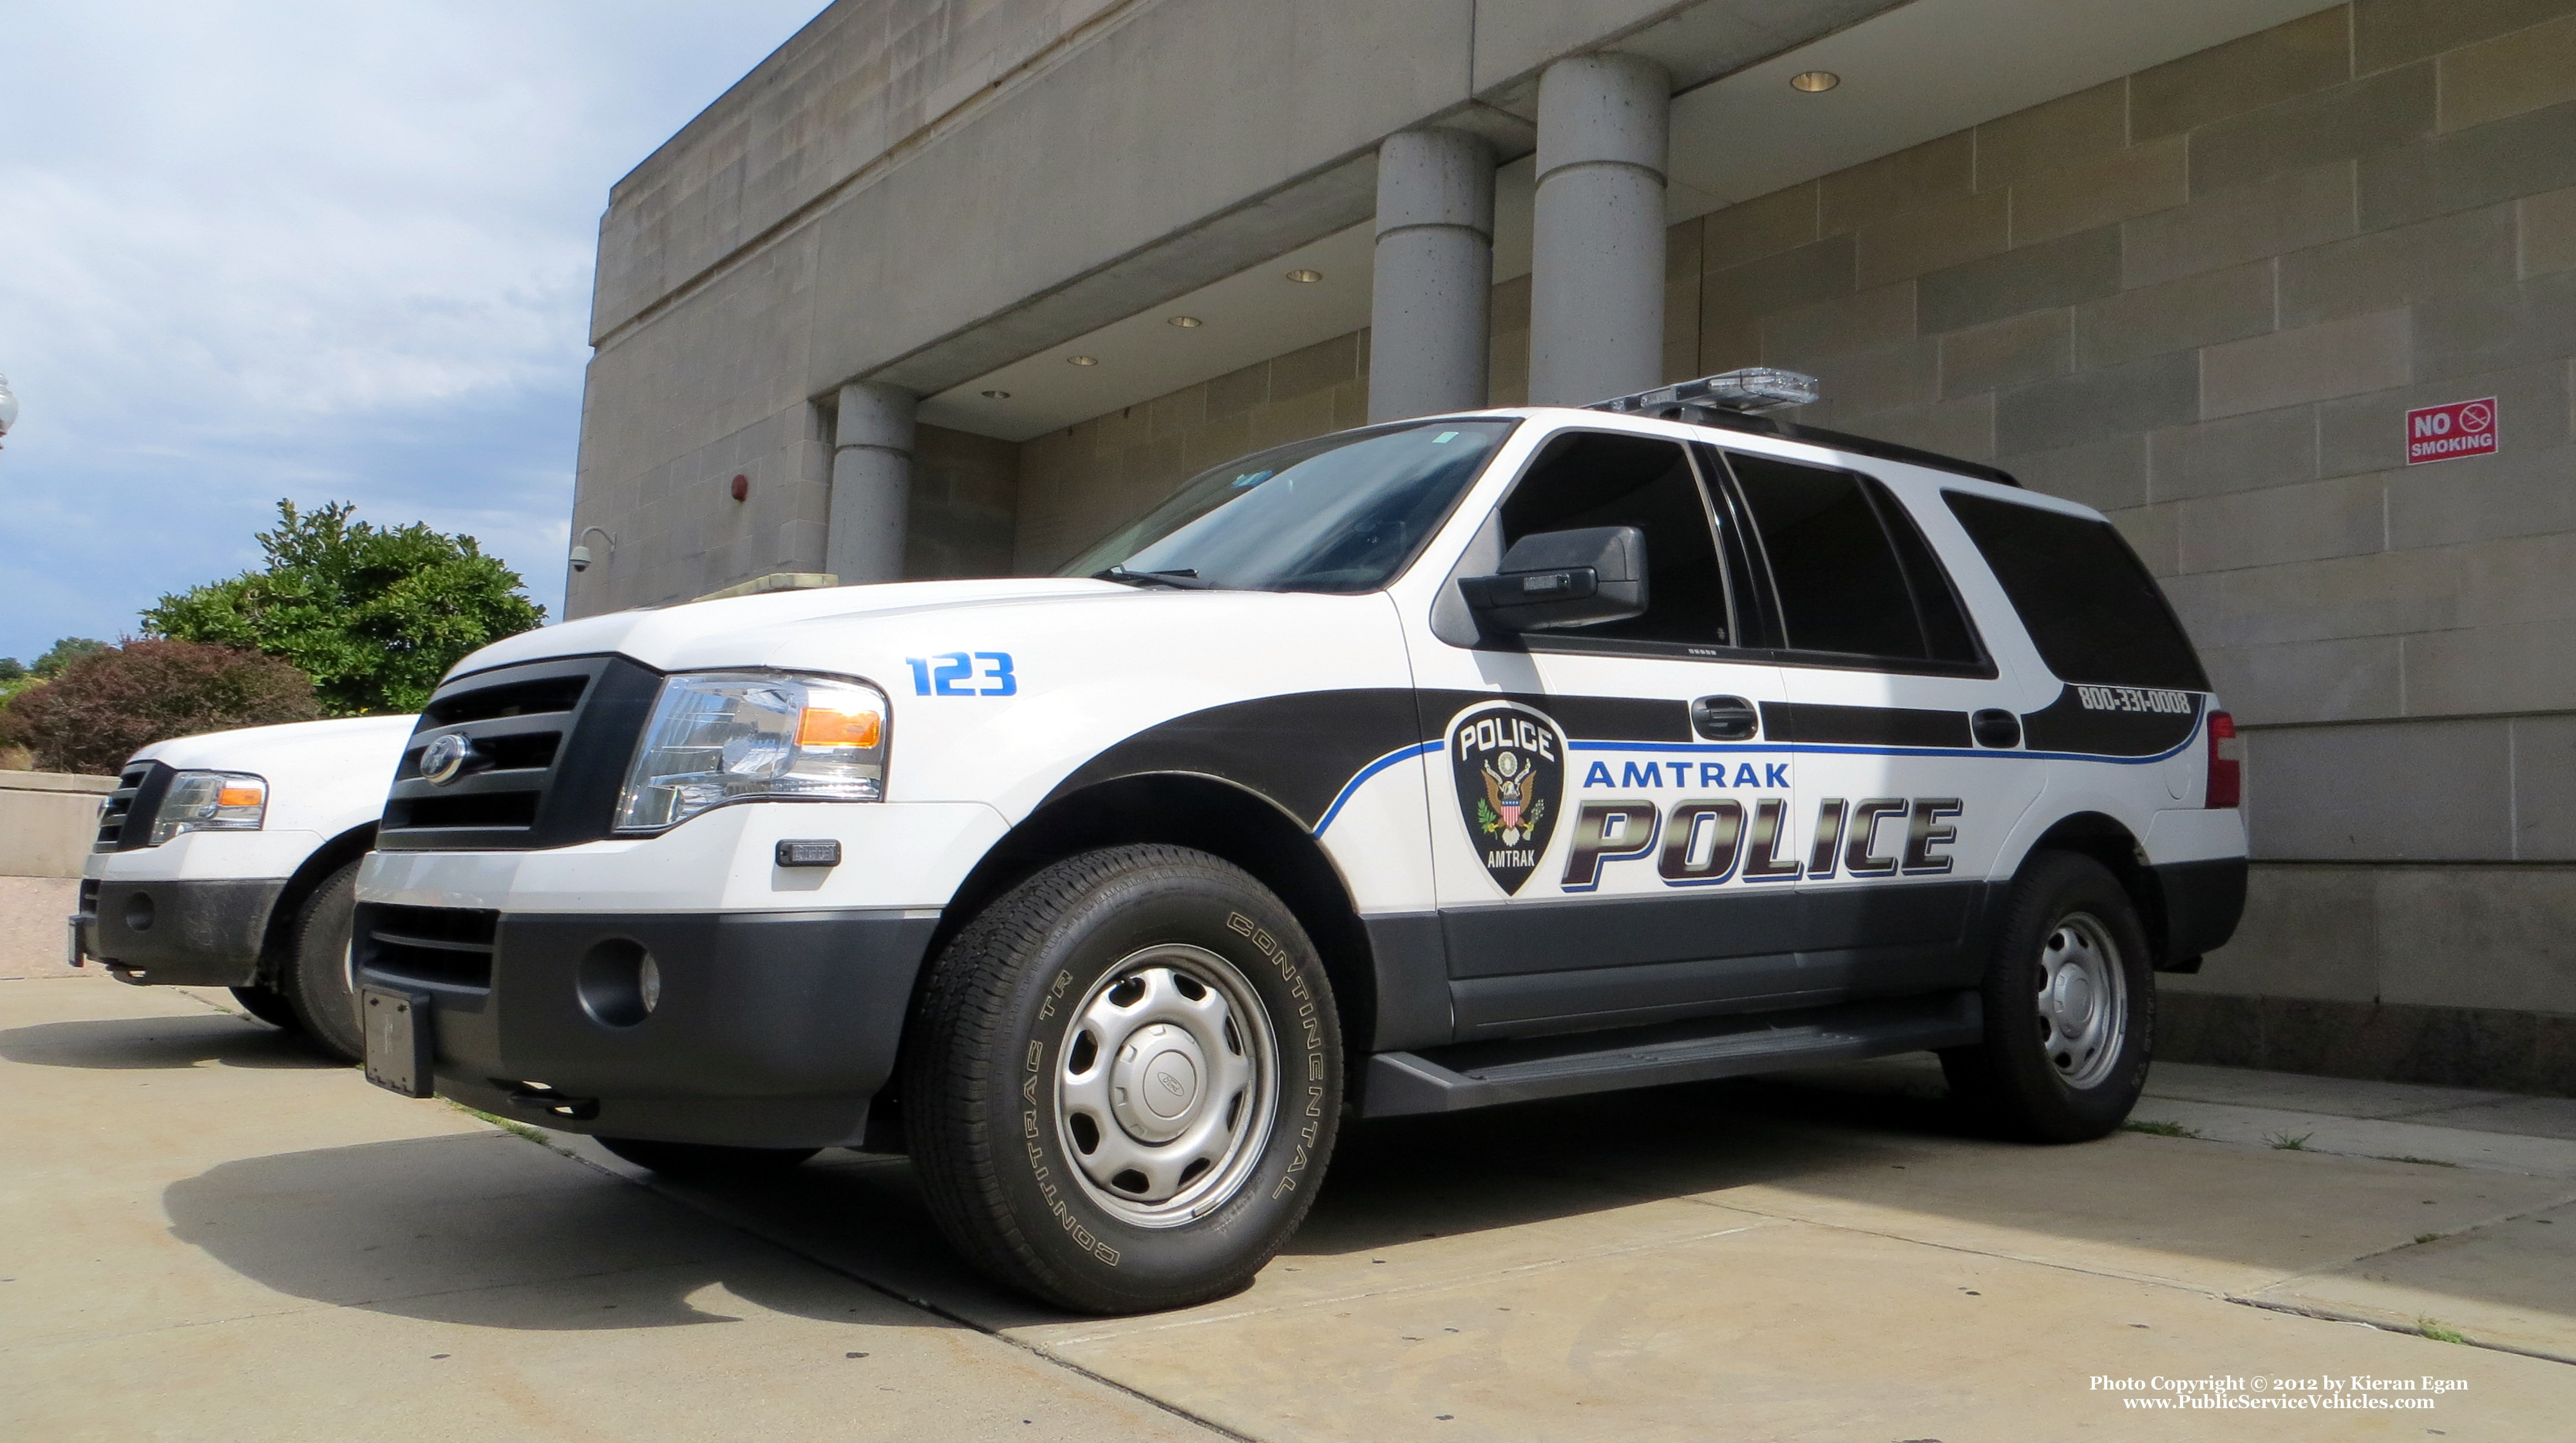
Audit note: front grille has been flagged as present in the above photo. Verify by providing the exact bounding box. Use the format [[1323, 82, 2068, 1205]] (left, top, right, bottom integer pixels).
[[377, 655, 661, 852], [95, 762, 176, 852], [357, 903, 499, 989]]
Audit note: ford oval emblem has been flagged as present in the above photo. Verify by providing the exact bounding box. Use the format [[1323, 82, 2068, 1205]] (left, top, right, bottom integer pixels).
[[419, 732, 475, 785]]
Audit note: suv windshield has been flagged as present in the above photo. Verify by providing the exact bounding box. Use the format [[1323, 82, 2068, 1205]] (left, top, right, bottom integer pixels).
[[1059, 418, 1517, 593]]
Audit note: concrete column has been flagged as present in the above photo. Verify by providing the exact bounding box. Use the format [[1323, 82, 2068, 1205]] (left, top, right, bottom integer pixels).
[[1528, 53, 1671, 406], [1368, 128, 1495, 422], [826, 381, 916, 585]]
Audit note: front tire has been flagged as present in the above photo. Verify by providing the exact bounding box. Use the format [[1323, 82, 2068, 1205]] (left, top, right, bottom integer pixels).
[[228, 984, 302, 1031], [905, 845, 1342, 1314], [1942, 851, 2154, 1143], [282, 861, 365, 1064]]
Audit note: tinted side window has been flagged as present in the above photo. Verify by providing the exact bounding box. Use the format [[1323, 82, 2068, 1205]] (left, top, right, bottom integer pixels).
[[1499, 432, 1730, 646], [1944, 492, 2211, 690], [1725, 453, 1978, 665]]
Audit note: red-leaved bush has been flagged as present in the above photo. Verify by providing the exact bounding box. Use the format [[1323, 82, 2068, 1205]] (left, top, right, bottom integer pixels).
[[0, 640, 322, 775]]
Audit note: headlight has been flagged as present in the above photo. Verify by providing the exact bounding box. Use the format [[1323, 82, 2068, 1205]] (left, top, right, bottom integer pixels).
[[615, 671, 889, 832], [150, 771, 268, 845]]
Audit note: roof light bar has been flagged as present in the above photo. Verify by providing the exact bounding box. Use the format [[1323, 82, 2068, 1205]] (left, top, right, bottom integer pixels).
[[1589, 367, 1820, 416]]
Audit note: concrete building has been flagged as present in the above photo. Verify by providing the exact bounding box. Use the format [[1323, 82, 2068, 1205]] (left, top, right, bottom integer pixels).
[[564, 0, 2576, 1094]]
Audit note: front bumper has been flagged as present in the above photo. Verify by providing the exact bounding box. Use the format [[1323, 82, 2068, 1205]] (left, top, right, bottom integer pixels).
[[354, 904, 938, 1148], [73, 875, 285, 986]]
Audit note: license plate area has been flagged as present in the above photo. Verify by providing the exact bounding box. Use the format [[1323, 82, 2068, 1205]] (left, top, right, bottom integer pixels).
[[363, 986, 436, 1097]]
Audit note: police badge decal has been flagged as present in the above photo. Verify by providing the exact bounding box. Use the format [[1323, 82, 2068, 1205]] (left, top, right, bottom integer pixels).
[[1447, 702, 1566, 895]]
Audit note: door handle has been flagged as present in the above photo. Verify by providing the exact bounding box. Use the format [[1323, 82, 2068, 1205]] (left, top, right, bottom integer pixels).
[[1691, 695, 1759, 741]]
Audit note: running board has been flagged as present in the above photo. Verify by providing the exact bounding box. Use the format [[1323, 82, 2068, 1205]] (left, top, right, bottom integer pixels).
[[1360, 991, 1982, 1118]]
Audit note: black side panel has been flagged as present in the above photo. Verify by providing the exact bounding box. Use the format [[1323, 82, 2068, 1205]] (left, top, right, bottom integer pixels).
[[1760, 702, 1973, 749], [2020, 685, 2204, 758], [1443, 888, 1803, 980], [1045, 689, 1421, 829], [1360, 912, 1452, 1051], [2154, 857, 2247, 964], [1442, 890, 1804, 1037], [1797, 881, 1991, 993]]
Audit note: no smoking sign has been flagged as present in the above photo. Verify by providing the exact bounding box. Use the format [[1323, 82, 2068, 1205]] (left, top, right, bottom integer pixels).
[[2405, 397, 2497, 464]]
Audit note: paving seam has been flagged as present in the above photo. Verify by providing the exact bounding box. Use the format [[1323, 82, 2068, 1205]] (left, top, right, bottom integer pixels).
[[0, 1257, 732, 1356], [2225, 1297, 2576, 1368], [499, 1128, 1256, 1443], [1039, 1222, 1776, 1346]]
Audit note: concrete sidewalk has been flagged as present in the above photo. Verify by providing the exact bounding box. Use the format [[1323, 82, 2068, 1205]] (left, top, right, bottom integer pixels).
[[4, 960, 2571, 1440]]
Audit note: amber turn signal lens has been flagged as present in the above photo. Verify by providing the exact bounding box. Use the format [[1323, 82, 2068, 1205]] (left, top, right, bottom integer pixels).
[[797, 706, 882, 749], [216, 785, 265, 808]]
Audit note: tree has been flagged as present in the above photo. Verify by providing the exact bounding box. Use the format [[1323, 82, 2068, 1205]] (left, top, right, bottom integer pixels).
[[144, 501, 545, 715], [34, 637, 109, 676], [0, 640, 322, 775]]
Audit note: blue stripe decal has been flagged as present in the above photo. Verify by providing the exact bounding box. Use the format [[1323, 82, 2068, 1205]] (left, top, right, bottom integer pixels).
[[1564, 735, 2200, 765], [1314, 725, 2201, 837], [1312, 741, 1438, 836]]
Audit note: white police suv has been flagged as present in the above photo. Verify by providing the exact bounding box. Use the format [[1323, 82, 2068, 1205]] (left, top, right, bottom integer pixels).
[[355, 369, 2245, 1313], [74, 714, 416, 1062]]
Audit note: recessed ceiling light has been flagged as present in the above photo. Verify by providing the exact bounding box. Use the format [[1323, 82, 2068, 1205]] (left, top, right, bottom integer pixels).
[[1167, 315, 1203, 329], [981, 389, 1011, 399], [1285, 269, 1323, 283], [1790, 70, 1839, 93], [1066, 355, 1099, 367]]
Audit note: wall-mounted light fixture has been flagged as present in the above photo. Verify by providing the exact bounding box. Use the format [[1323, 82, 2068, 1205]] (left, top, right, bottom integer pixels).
[[1285, 269, 1323, 283], [1790, 70, 1840, 92], [1167, 315, 1203, 329], [1067, 355, 1099, 367], [981, 389, 1012, 399]]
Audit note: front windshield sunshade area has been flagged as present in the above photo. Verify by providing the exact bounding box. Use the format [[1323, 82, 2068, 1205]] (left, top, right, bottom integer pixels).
[[1060, 418, 1517, 593]]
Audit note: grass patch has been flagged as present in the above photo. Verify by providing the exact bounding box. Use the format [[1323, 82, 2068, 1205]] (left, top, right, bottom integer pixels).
[[2416, 1316, 2468, 1345], [2265, 1131, 2315, 1151], [2372, 1154, 2459, 1167], [2123, 1118, 2202, 1138]]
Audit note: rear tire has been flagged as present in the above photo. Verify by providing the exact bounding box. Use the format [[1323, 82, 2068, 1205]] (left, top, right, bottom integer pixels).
[[229, 984, 301, 1031], [905, 845, 1341, 1314], [1941, 851, 2154, 1143], [594, 1137, 820, 1175], [282, 861, 365, 1064]]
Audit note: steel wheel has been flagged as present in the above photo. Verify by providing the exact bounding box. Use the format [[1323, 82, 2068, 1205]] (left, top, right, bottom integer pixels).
[[1055, 942, 1276, 1228], [2036, 912, 2126, 1090]]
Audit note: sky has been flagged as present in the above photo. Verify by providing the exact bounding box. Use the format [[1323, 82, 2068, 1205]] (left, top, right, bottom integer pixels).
[[0, 0, 827, 664]]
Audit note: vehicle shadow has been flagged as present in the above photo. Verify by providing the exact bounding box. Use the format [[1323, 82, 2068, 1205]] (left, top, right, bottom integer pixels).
[[0, 1012, 343, 1071], [161, 1131, 977, 1334]]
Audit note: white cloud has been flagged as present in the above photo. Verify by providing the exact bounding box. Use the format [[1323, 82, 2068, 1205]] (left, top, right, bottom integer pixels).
[[0, 0, 823, 658]]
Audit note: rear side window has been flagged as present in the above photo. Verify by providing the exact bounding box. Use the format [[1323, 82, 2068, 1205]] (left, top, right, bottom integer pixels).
[[1723, 452, 1980, 667], [1944, 492, 2210, 690]]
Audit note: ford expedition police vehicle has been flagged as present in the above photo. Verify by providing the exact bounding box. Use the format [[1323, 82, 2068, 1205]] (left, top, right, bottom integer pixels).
[[355, 368, 2246, 1314], [75, 714, 416, 1062]]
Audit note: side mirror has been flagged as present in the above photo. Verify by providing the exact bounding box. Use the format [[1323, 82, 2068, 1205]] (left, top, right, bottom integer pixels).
[[1457, 526, 1649, 633]]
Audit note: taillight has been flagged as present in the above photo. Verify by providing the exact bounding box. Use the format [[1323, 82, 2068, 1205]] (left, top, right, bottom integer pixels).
[[2204, 711, 2241, 809]]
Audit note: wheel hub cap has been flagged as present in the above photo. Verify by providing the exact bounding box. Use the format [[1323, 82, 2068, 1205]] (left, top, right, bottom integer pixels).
[[1056, 946, 1278, 1228], [2036, 913, 2126, 1090]]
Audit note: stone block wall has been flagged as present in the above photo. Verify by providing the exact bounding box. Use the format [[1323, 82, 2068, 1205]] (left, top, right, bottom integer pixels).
[[1012, 332, 1371, 571], [1005, 2, 2576, 1087]]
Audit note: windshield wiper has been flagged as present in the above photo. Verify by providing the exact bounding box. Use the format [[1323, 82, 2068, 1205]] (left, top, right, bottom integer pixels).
[[1094, 566, 1219, 590]]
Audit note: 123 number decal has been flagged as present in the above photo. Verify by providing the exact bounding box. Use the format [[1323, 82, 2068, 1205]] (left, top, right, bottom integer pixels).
[[905, 652, 1016, 696]]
